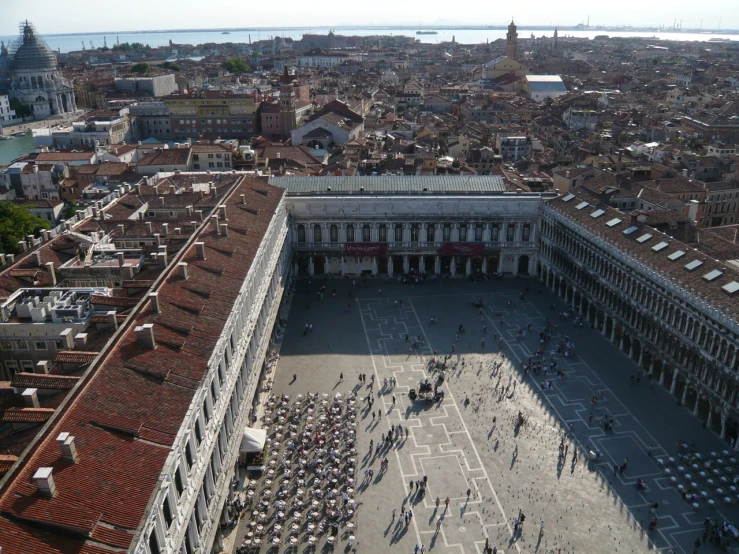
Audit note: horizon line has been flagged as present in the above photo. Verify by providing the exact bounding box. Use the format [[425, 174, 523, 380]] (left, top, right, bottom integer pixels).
[[2, 23, 739, 38]]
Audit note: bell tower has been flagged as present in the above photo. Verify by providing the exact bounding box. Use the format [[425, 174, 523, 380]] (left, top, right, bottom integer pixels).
[[506, 19, 518, 60], [280, 66, 296, 140]]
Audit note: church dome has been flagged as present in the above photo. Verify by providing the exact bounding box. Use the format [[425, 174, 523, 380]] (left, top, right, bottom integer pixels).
[[11, 22, 57, 71]]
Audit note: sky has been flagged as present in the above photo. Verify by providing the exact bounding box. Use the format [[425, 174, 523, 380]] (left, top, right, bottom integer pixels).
[[2, 0, 738, 36]]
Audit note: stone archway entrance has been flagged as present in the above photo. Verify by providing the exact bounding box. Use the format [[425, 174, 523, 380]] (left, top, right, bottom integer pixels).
[[518, 255, 530, 275]]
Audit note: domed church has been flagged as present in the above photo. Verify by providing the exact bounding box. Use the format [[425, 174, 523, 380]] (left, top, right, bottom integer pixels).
[[6, 21, 76, 119]]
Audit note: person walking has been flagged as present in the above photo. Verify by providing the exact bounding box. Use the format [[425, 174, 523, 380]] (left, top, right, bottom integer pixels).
[[467, 487, 471, 499], [391, 508, 396, 523], [339, 372, 343, 382], [445, 496, 450, 509]]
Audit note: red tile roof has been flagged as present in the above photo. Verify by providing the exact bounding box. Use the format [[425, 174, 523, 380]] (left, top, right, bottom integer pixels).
[[55, 351, 99, 363], [0, 517, 122, 554], [11, 373, 79, 390], [2, 408, 56, 423], [0, 176, 285, 551], [0, 454, 18, 473]]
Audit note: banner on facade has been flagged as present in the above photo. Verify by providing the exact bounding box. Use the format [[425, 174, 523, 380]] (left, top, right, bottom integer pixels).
[[439, 242, 485, 256], [344, 243, 388, 256]]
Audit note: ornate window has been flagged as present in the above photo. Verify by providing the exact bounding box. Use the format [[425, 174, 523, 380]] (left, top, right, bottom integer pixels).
[[394, 224, 403, 243], [459, 223, 468, 242], [378, 224, 387, 243], [522, 223, 531, 242], [329, 224, 339, 243], [297, 224, 306, 243], [490, 224, 500, 242], [346, 224, 355, 243], [443, 224, 451, 242], [313, 224, 322, 243], [410, 224, 419, 243], [475, 224, 484, 242], [425, 225, 434, 243], [506, 224, 515, 242], [362, 224, 371, 242]]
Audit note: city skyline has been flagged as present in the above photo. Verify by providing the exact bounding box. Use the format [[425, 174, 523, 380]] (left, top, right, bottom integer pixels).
[[2, 0, 738, 36]]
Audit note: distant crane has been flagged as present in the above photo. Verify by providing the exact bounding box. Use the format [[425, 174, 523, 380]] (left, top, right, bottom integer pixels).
[[81, 41, 85, 50], [89, 40, 94, 49]]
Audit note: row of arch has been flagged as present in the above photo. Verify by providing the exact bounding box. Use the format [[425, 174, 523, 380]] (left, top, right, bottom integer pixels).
[[539, 214, 739, 448]]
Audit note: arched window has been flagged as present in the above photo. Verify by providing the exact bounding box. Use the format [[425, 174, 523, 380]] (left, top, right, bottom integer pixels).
[[362, 224, 371, 242], [490, 223, 500, 242], [475, 224, 484, 242], [329, 224, 338, 243], [345, 224, 354, 242], [394, 224, 403, 243], [458, 223, 468, 242], [31, 76, 37, 88], [410, 223, 419, 243], [313, 224, 322, 243], [297, 224, 305, 243], [522, 223, 531, 242], [35, 95, 45, 102], [378, 224, 387, 243], [425, 224, 434, 243]]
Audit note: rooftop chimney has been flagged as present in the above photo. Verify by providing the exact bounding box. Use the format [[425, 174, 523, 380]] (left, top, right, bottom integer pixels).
[[195, 210, 203, 221], [32, 251, 42, 267], [18, 240, 27, 252], [211, 215, 220, 234], [56, 432, 79, 464], [59, 328, 74, 348], [159, 196, 165, 206], [145, 221, 153, 235], [74, 333, 88, 347], [116, 223, 125, 236], [45, 262, 56, 286], [35, 360, 50, 374], [195, 242, 206, 260], [117, 252, 125, 267], [22, 388, 39, 408], [220, 223, 229, 237], [149, 292, 160, 313], [240, 194, 246, 204], [33, 467, 56, 497], [107, 310, 118, 329], [178, 262, 189, 280], [161, 223, 169, 236], [219, 204, 227, 220], [135, 323, 156, 349]]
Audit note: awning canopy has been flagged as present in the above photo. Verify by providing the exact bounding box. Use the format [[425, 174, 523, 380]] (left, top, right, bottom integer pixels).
[[240, 427, 267, 454]]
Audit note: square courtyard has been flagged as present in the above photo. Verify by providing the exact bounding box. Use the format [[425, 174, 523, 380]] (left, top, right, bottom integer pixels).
[[230, 278, 739, 554]]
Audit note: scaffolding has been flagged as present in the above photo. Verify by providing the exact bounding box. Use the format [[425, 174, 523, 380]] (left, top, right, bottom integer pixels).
[[8, 21, 57, 71]]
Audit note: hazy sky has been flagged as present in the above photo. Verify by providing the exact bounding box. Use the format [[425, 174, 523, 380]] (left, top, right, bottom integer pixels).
[[2, 0, 737, 35]]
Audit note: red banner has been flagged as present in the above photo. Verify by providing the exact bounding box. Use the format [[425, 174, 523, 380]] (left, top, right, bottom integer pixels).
[[439, 242, 485, 256], [344, 243, 388, 256]]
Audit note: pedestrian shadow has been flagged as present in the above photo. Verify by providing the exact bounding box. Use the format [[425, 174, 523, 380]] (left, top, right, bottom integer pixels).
[[534, 530, 543, 551], [510, 451, 518, 470], [460, 500, 468, 517], [429, 507, 438, 524], [388, 523, 408, 545]]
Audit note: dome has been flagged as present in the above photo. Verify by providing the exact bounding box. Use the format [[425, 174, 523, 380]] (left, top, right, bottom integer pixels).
[[11, 22, 57, 71]]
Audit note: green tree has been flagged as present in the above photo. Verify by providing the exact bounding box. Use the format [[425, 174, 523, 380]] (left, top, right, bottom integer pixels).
[[9, 98, 31, 118], [222, 58, 251, 73], [61, 201, 80, 220], [0, 202, 51, 255], [131, 62, 151, 74], [161, 61, 182, 71]]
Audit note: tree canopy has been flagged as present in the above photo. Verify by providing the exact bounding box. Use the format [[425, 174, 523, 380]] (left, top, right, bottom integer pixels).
[[222, 58, 251, 74], [131, 62, 151, 74], [161, 61, 181, 72], [0, 202, 51, 255]]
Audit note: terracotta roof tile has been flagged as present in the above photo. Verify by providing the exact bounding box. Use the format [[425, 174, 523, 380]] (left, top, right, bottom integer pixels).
[[11, 373, 79, 390], [2, 408, 56, 423]]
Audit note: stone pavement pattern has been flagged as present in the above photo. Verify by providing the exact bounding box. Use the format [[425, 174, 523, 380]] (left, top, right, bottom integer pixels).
[[248, 278, 739, 554]]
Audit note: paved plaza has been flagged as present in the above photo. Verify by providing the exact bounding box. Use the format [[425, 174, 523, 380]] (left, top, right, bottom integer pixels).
[[235, 277, 739, 554]]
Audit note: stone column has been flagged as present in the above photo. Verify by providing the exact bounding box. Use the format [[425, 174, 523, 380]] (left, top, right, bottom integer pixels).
[[419, 256, 425, 274], [340, 256, 345, 276], [482, 257, 488, 274], [551, 274, 557, 293], [659, 365, 665, 385], [681, 384, 689, 405], [670, 370, 678, 395], [372, 256, 378, 276], [513, 255, 520, 276], [628, 342, 634, 360], [707, 402, 714, 429], [388, 256, 394, 276], [638, 348, 644, 368], [602, 316, 608, 336], [450, 257, 456, 277], [693, 394, 701, 416], [324, 256, 329, 275], [403, 255, 409, 273], [308, 256, 314, 276], [619, 335, 625, 351], [721, 409, 728, 440], [435, 256, 441, 275], [466, 257, 472, 277], [610, 324, 617, 343]]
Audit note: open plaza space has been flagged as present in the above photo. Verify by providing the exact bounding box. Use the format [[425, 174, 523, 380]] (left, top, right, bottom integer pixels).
[[231, 277, 739, 554]]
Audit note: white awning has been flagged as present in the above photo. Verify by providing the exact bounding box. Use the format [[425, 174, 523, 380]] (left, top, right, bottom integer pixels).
[[240, 428, 267, 454]]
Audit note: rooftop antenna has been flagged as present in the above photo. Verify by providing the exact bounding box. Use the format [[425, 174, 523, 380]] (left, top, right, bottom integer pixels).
[[117, 35, 120, 46], [82, 41, 85, 50], [103, 36, 107, 48]]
